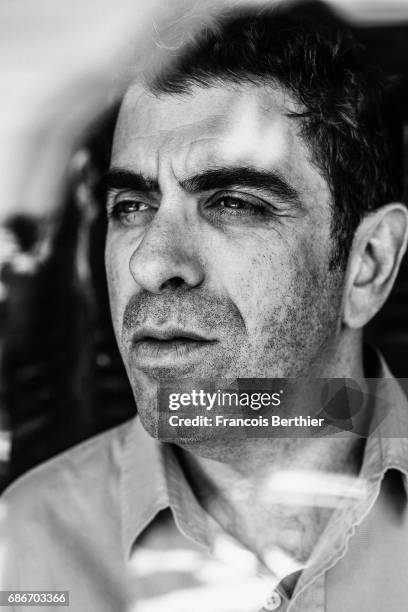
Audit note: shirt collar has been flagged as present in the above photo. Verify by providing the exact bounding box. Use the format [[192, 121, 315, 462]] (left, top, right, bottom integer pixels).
[[121, 417, 168, 558], [122, 418, 220, 559], [361, 353, 408, 487], [292, 353, 408, 602]]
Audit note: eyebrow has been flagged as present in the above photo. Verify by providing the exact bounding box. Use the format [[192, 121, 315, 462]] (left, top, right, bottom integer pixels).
[[104, 169, 159, 194], [105, 166, 301, 206], [181, 167, 301, 205]]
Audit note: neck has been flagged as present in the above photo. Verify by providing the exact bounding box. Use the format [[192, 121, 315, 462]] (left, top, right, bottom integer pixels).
[[175, 335, 366, 592], [178, 437, 363, 564]]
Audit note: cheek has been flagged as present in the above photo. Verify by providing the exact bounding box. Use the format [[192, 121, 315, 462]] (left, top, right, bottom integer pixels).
[[211, 233, 295, 328], [104, 232, 134, 336], [209, 226, 334, 336]]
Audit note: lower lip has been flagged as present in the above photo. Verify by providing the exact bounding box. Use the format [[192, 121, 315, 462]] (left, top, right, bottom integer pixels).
[[130, 338, 216, 368]]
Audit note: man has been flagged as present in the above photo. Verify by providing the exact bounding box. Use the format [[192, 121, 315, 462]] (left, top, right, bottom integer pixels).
[[2, 2, 408, 611]]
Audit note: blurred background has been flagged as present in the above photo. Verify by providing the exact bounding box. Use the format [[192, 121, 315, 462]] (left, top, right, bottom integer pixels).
[[1, 0, 408, 489]]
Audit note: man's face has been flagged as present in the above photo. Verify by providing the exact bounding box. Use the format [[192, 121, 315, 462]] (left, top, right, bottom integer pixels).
[[106, 83, 344, 435]]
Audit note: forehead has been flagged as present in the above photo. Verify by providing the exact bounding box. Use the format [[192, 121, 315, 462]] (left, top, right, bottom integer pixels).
[[111, 82, 324, 192]]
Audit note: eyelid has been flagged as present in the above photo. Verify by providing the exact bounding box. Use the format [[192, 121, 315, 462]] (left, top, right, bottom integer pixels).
[[106, 189, 158, 209], [106, 193, 158, 227], [206, 190, 275, 210]]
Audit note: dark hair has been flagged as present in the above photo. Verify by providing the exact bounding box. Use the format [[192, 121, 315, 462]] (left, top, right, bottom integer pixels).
[[150, 1, 403, 268]]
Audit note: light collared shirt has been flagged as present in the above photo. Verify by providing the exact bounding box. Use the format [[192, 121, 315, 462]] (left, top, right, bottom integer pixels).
[[2, 357, 408, 612]]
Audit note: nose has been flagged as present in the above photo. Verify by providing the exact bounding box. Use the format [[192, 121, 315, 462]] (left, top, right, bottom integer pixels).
[[129, 214, 205, 294]]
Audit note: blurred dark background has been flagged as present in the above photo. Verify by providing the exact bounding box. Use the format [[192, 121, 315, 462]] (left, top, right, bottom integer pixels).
[[2, 19, 408, 487]]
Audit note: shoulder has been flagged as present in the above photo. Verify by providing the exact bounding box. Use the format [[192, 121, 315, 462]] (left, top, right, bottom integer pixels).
[[2, 419, 134, 521], [0, 420, 140, 594]]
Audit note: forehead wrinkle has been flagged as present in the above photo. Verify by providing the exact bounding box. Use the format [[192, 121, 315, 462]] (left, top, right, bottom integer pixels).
[[120, 82, 300, 144], [116, 135, 231, 191], [175, 134, 296, 187], [125, 88, 230, 139], [115, 115, 233, 180], [167, 135, 234, 179], [116, 83, 297, 167]]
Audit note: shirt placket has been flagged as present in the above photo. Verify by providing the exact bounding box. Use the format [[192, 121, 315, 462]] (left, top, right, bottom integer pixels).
[[256, 570, 324, 612], [259, 586, 289, 611], [288, 574, 325, 612]]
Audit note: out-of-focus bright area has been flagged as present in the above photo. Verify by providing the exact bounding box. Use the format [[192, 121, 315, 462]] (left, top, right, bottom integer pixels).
[[1, 0, 408, 488]]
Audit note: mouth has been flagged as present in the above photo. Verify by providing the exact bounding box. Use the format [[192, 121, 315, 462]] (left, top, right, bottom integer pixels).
[[130, 327, 218, 369]]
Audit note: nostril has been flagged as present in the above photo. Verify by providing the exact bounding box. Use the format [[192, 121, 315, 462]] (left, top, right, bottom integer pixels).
[[159, 277, 185, 291]]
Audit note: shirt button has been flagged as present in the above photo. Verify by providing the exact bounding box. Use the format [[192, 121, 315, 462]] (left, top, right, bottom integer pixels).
[[262, 590, 282, 611]]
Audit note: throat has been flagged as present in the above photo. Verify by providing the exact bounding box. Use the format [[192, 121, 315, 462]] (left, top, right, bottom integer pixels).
[[175, 436, 365, 593]]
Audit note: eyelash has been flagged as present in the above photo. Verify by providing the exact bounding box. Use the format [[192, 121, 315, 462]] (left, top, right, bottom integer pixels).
[[206, 194, 270, 217], [107, 201, 147, 216], [106, 192, 273, 226], [106, 198, 155, 224]]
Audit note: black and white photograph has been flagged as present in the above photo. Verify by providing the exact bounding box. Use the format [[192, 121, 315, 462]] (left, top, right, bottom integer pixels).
[[1, 1, 408, 610]]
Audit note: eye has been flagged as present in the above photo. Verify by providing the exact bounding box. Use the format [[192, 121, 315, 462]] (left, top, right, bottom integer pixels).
[[107, 197, 156, 227], [206, 194, 269, 218]]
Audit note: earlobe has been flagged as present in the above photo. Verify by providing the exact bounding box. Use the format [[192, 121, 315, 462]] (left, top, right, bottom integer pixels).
[[343, 203, 408, 329]]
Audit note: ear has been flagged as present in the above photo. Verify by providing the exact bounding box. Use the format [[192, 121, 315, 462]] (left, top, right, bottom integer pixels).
[[343, 203, 408, 329]]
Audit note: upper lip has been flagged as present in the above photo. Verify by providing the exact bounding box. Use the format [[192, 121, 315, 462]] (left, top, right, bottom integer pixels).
[[132, 327, 216, 343]]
